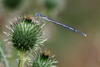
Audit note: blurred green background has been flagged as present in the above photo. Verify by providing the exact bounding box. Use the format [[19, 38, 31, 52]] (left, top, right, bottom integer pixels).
[[0, 0, 100, 67]]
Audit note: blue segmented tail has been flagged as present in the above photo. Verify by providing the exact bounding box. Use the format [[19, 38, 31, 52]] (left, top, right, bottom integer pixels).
[[36, 13, 87, 37]]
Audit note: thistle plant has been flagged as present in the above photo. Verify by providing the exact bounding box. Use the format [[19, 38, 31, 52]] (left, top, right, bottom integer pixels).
[[32, 49, 58, 67], [4, 15, 46, 67], [3, 15, 58, 67]]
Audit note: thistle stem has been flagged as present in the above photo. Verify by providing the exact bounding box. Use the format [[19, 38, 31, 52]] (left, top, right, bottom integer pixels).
[[18, 51, 25, 67], [23, 48, 35, 63]]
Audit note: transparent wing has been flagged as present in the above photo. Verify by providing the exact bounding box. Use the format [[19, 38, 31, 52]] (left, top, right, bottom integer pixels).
[[41, 16, 87, 37], [36, 13, 87, 37]]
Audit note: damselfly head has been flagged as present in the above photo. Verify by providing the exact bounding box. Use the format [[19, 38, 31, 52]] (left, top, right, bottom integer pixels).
[[36, 13, 40, 16], [36, 13, 47, 17]]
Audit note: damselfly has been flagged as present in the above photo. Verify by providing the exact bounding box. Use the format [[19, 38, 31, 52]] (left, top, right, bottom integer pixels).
[[36, 13, 87, 37]]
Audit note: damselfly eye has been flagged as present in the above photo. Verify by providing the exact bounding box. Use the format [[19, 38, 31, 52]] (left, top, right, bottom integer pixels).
[[36, 13, 40, 16]]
